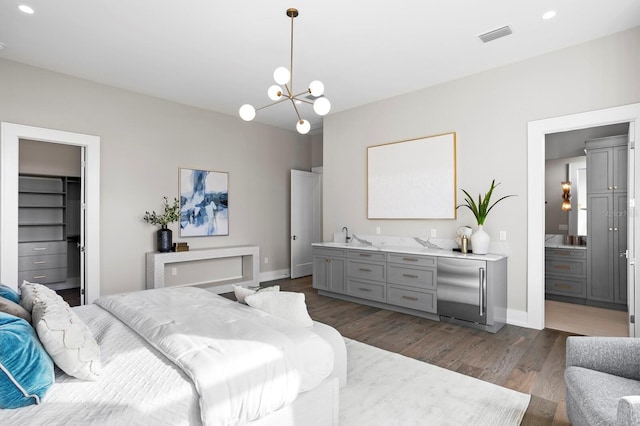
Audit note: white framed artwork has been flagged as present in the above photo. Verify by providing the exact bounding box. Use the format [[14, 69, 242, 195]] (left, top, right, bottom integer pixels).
[[367, 132, 457, 219]]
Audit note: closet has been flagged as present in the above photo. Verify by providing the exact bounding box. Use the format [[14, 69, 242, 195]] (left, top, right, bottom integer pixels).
[[18, 140, 82, 300], [585, 135, 628, 310]]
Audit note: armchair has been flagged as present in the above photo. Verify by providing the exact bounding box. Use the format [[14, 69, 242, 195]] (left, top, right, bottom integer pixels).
[[565, 336, 640, 425]]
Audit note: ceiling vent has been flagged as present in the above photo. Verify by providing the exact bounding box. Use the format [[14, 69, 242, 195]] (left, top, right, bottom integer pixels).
[[478, 25, 513, 43]]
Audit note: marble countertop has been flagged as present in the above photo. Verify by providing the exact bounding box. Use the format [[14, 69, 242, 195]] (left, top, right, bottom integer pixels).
[[312, 242, 507, 261]]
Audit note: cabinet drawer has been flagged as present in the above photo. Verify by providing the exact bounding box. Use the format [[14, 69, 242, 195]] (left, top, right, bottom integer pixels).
[[348, 250, 386, 262], [387, 265, 436, 290], [19, 267, 67, 284], [387, 253, 436, 268], [19, 241, 67, 256], [18, 254, 67, 271], [387, 285, 436, 313], [346, 278, 385, 302], [313, 247, 347, 258], [545, 248, 586, 259], [545, 259, 586, 278], [545, 277, 586, 297], [347, 260, 386, 282]]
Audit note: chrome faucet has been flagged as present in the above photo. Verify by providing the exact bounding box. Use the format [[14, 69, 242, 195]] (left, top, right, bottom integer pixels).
[[342, 226, 351, 243]]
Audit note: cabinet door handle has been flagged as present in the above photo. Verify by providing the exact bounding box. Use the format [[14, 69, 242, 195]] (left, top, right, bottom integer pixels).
[[358, 287, 372, 292], [479, 268, 486, 317], [402, 295, 419, 301], [614, 186, 618, 189], [33, 261, 47, 265], [32, 247, 47, 251], [359, 268, 372, 272], [553, 265, 572, 270], [32, 275, 46, 279], [608, 186, 613, 190], [403, 274, 419, 279], [554, 283, 572, 289], [359, 253, 372, 257], [403, 257, 418, 262]]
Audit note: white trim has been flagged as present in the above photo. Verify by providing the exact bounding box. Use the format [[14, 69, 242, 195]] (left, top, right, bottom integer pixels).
[[527, 103, 640, 333], [0, 123, 101, 303], [260, 269, 291, 283], [506, 308, 528, 328]]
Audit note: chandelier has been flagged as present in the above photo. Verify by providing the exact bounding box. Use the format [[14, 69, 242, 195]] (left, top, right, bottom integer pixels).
[[239, 8, 331, 134]]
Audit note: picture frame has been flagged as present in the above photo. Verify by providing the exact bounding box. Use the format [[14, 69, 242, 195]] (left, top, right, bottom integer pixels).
[[367, 132, 457, 219], [179, 168, 229, 237]]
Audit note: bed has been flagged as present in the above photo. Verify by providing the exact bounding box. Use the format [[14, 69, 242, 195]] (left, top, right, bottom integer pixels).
[[0, 284, 347, 425]]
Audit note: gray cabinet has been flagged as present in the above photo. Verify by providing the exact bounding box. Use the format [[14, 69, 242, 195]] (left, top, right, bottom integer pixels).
[[346, 250, 386, 302], [312, 247, 346, 294], [585, 136, 628, 309], [545, 248, 587, 300], [387, 253, 437, 313]]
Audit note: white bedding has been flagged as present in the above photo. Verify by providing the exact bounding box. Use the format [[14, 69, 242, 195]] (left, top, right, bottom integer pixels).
[[95, 287, 335, 425], [0, 303, 201, 425]]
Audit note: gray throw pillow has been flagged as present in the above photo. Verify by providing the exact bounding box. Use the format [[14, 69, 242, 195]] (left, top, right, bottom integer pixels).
[[0, 297, 32, 323]]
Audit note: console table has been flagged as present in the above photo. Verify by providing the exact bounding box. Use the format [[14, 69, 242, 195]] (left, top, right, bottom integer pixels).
[[146, 245, 259, 293]]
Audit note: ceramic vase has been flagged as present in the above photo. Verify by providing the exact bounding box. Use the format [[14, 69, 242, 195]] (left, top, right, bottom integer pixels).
[[157, 225, 172, 253], [471, 224, 490, 254]]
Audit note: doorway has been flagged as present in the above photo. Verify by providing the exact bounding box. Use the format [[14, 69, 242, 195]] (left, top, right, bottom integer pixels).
[[290, 169, 321, 278], [527, 103, 640, 337], [544, 125, 630, 336], [0, 122, 100, 304]]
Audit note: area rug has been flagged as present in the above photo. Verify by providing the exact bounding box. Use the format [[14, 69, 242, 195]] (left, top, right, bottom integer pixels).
[[340, 338, 530, 425]]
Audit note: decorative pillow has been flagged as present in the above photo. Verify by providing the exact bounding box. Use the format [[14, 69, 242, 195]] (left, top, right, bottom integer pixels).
[[32, 297, 101, 381], [19, 281, 61, 314], [233, 285, 280, 304], [244, 291, 313, 327], [0, 297, 32, 323], [0, 284, 20, 304], [0, 312, 55, 408]]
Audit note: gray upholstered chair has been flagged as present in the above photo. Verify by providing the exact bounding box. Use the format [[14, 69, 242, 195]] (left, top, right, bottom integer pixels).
[[565, 336, 640, 425]]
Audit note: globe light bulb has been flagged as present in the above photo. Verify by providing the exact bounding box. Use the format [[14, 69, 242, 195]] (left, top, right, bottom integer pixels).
[[296, 119, 310, 134], [239, 104, 256, 121], [267, 85, 283, 101], [273, 67, 290, 85], [308, 80, 324, 97], [313, 97, 331, 116]]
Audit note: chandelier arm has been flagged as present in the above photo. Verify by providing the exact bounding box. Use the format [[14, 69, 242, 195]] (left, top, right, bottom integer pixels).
[[283, 83, 293, 98], [291, 89, 311, 98], [255, 97, 290, 112], [292, 97, 314, 106], [289, 98, 303, 121]]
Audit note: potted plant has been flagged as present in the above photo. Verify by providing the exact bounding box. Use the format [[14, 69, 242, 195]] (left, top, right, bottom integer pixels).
[[457, 180, 515, 254], [144, 197, 180, 252]]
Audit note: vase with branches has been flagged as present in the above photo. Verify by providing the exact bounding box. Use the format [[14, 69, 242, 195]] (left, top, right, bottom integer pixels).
[[144, 197, 180, 252]]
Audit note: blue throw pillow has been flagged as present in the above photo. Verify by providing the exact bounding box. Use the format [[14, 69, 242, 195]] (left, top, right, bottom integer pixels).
[[0, 312, 55, 408], [0, 284, 20, 304]]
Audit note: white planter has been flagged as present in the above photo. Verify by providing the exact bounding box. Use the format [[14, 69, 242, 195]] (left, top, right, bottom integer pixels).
[[471, 225, 490, 254]]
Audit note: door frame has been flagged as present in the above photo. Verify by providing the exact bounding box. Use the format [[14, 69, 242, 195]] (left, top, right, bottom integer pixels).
[[527, 103, 640, 335], [1, 122, 101, 303]]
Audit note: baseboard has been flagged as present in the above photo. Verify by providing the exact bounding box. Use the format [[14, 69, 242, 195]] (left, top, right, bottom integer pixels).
[[259, 269, 290, 283], [507, 308, 529, 328]]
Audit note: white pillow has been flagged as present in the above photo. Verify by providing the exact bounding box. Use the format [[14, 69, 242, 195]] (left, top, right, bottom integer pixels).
[[19, 280, 61, 313], [31, 297, 101, 381], [233, 285, 280, 304], [244, 291, 313, 327]]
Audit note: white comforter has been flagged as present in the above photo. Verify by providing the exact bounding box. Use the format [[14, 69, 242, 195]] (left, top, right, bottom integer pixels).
[[95, 287, 334, 426]]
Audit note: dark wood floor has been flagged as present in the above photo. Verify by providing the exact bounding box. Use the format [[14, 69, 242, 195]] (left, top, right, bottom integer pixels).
[[254, 276, 575, 425]]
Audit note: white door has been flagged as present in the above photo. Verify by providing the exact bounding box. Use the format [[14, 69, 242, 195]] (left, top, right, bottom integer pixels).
[[290, 170, 321, 279], [628, 123, 637, 337], [79, 147, 86, 305]]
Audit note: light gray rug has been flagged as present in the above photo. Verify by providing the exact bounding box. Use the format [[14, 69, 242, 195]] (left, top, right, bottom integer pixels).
[[340, 338, 530, 425]]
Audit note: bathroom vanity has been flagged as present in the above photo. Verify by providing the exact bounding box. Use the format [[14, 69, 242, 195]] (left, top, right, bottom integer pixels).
[[312, 242, 508, 333]]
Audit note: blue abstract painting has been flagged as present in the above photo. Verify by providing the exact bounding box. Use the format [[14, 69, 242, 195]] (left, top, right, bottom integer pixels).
[[179, 168, 229, 237]]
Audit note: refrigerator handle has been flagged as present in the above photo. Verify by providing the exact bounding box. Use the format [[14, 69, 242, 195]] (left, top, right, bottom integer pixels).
[[479, 267, 486, 316]]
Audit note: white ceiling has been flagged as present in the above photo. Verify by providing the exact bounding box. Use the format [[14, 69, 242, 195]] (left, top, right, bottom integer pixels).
[[1, 1, 639, 134]]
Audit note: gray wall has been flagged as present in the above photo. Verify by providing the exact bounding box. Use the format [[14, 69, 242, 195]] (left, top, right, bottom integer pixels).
[[0, 58, 311, 296], [323, 26, 640, 314]]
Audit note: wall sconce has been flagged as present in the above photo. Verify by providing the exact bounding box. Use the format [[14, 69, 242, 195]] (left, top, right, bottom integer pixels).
[[561, 181, 572, 211]]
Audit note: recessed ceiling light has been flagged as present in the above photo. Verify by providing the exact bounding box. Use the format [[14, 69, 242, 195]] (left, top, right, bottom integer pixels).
[[542, 10, 556, 20], [18, 5, 35, 14]]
